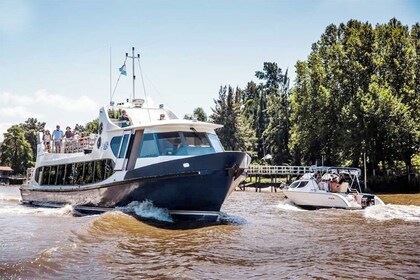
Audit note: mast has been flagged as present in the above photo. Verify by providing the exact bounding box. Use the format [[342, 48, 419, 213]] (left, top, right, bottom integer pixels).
[[127, 47, 139, 100]]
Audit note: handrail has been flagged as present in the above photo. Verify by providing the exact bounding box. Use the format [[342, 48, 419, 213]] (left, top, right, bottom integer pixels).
[[246, 165, 312, 175]]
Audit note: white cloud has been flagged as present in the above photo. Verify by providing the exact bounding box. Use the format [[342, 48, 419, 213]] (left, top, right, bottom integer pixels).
[[0, 91, 34, 106], [0, 90, 99, 142], [34, 90, 98, 112], [0, 105, 37, 119]]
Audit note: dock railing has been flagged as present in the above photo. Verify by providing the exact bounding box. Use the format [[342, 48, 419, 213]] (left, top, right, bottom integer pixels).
[[246, 165, 312, 176]]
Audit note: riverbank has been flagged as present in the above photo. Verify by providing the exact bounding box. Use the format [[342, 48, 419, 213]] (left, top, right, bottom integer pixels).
[[378, 193, 420, 206]]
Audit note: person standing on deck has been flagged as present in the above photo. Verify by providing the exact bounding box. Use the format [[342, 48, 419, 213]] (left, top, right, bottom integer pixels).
[[52, 125, 64, 153], [119, 110, 132, 128]]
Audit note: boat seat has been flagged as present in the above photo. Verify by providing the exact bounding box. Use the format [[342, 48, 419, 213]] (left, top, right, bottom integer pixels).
[[338, 182, 349, 193]]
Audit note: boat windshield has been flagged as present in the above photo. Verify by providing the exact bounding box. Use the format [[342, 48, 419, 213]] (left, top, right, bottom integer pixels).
[[289, 180, 309, 189], [136, 132, 222, 158]]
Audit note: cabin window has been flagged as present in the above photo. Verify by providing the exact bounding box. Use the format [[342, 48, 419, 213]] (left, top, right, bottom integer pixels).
[[84, 161, 94, 184], [56, 165, 65, 185], [104, 159, 114, 178], [183, 132, 211, 147], [35, 168, 41, 183], [40, 166, 49, 185], [156, 132, 182, 155], [94, 160, 105, 182], [290, 181, 309, 188], [208, 133, 224, 152], [111, 136, 122, 157], [138, 133, 159, 158], [118, 134, 130, 158], [37, 159, 115, 186], [64, 164, 74, 185], [48, 165, 57, 185]]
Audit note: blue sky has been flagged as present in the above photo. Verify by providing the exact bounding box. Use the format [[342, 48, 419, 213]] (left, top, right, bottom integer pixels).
[[0, 0, 418, 140]]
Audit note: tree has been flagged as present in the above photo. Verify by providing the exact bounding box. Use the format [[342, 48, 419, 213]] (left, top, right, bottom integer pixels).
[[19, 118, 46, 161], [85, 118, 99, 136], [210, 85, 256, 155], [183, 107, 208, 122], [0, 125, 33, 174]]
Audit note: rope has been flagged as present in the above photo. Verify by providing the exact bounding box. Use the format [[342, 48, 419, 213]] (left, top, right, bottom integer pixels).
[[111, 57, 128, 102]]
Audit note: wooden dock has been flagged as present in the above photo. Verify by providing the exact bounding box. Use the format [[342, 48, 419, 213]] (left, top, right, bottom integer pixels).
[[239, 165, 312, 192]]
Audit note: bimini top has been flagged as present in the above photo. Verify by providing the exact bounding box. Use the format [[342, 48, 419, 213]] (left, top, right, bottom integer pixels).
[[309, 166, 362, 177]]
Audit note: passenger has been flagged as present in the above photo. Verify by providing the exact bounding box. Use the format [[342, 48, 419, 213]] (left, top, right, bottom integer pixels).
[[52, 125, 64, 153], [159, 114, 166, 120], [119, 110, 132, 127], [64, 126, 73, 139], [42, 129, 51, 153], [330, 178, 339, 192]]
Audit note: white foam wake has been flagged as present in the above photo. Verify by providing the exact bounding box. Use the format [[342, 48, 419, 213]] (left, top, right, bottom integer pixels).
[[0, 204, 74, 217], [117, 200, 173, 222], [277, 199, 305, 211], [364, 204, 420, 222], [0, 194, 21, 202]]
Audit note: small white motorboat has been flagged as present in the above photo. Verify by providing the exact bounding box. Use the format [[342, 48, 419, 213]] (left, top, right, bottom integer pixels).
[[282, 167, 384, 210]]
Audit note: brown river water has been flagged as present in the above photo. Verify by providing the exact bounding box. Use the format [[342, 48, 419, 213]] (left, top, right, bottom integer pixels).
[[0, 186, 419, 279]]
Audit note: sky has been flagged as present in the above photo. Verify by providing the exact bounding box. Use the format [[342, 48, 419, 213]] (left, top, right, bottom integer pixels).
[[0, 0, 418, 141]]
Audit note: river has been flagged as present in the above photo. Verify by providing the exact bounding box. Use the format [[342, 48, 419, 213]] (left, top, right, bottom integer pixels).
[[0, 186, 419, 279]]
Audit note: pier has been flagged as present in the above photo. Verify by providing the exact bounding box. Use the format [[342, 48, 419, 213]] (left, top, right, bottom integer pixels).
[[241, 165, 312, 192]]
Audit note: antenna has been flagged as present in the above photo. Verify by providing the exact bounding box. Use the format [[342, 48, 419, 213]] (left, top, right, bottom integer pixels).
[[127, 47, 140, 100], [109, 47, 112, 105]]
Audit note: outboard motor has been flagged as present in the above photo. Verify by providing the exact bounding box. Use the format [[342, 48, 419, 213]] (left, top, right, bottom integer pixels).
[[361, 195, 375, 208]]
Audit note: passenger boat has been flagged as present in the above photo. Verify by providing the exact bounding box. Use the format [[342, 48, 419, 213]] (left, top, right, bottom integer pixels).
[[20, 49, 251, 221], [282, 166, 384, 210]]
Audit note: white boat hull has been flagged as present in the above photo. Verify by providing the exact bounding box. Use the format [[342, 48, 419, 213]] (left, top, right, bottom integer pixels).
[[283, 190, 384, 210]]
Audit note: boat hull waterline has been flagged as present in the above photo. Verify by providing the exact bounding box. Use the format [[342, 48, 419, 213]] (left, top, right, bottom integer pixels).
[[20, 152, 248, 221]]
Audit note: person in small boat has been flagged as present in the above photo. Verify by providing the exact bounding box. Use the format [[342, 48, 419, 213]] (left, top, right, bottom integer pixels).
[[119, 110, 132, 127], [42, 129, 51, 153], [159, 114, 166, 120], [52, 125, 64, 153]]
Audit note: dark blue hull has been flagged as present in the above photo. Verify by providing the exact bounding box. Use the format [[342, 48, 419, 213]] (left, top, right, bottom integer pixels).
[[20, 152, 249, 221]]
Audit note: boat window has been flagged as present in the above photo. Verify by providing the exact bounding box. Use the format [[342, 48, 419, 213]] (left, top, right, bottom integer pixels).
[[297, 181, 309, 188], [138, 133, 159, 158], [64, 164, 74, 185], [119, 134, 130, 158], [37, 159, 115, 186], [104, 159, 115, 178], [183, 132, 211, 147], [208, 133, 224, 152], [289, 180, 309, 188], [94, 160, 105, 182], [56, 165, 65, 185], [40, 166, 50, 185], [48, 165, 57, 185], [156, 132, 182, 155], [289, 181, 300, 188], [111, 136, 122, 157], [74, 162, 84, 185], [35, 168, 40, 183], [84, 161, 94, 184]]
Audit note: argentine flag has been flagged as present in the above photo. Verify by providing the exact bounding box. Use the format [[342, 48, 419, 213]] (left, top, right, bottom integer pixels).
[[119, 64, 127, 76]]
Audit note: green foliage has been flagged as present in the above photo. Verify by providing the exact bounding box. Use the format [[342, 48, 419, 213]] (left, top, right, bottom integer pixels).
[[183, 107, 208, 122], [85, 118, 100, 135], [290, 18, 419, 177], [19, 118, 45, 161], [0, 125, 33, 174], [210, 86, 256, 155]]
